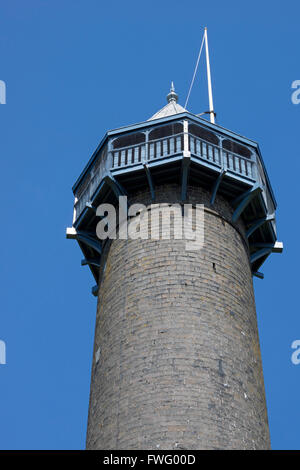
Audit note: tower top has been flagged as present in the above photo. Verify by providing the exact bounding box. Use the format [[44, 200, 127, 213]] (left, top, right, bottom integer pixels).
[[148, 82, 186, 121], [68, 80, 281, 281]]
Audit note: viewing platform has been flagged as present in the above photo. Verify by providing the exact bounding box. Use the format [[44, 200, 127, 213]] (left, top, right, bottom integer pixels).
[[67, 89, 281, 285]]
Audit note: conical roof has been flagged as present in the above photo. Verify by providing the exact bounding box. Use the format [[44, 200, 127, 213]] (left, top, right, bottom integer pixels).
[[148, 82, 187, 121]]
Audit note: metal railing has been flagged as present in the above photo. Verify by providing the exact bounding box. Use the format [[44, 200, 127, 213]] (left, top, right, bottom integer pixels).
[[189, 133, 256, 180], [74, 131, 258, 222], [74, 169, 103, 221], [222, 149, 255, 179], [111, 133, 184, 169], [189, 134, 221, 167], [112, 142, 146, 168]]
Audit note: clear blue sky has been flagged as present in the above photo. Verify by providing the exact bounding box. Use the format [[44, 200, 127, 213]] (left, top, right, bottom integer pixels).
[[0, 0, 299, 450]]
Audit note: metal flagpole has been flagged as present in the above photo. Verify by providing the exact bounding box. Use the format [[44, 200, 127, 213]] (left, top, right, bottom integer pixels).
[[204, 27, 215, 124], [184, 31, 205, 109]]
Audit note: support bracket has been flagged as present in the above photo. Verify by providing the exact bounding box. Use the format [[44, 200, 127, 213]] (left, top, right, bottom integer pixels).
[[81, 258, 101, 268], [232, 184, 263, 223], [252, 271, 264, 279], [105, 174, 127, 198], [66, 227, 102, 254], [210, 169, 226, 205], [251, 241, 283, 253], [91, 285, 99, 297], [246, 213, 275, 238], [77, 231, 102, 255], [250, 247, 272, 264], [143, 163, 155, 201]]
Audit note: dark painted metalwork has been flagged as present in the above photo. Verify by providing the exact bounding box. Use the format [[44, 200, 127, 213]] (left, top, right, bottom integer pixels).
[[210, 169, 226, 205], [68, 107, 281, 284]]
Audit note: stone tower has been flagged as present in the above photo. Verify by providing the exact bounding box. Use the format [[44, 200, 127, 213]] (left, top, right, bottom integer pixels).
[[67, 85, 282, 450]]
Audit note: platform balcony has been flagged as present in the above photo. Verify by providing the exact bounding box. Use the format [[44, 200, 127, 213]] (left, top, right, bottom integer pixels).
[[68, 112, 280, 282]]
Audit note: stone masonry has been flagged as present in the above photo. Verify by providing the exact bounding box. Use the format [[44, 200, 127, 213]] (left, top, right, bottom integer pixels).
[[86, 184, 271, 450]]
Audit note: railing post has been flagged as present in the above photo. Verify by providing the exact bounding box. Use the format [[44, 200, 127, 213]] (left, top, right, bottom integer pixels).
[[144, 129, 149, 162], [73, 197, 78, 224], [251, 151, 258, 182], [218, 136, 225, 170], [183, 120, 190, 158], [108, 138, 114, 169]]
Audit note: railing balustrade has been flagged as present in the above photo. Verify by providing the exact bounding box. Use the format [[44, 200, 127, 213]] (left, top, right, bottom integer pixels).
[[222, 150, 255, 179], [189, 134, 221, 167], [112, 142, 146, 168], [74, 166, 105, 221], [112, 133, 184, 169], [188, 133, 255, 179], [74, 128, 259, 222]]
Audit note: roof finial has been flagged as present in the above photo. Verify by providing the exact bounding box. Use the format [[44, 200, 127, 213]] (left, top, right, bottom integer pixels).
[[167, 81, 178, 103]]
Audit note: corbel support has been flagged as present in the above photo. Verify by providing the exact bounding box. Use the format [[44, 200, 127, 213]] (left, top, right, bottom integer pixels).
[[91, 285, 99, 297], [252, 271, 264, 279], [81, 258, 100, 268], [250, 247, 272, 264], [143, 163, 155, 201], [77, 231, 102, 255], [246, 213, 275, 238], [105, 174, 127, 198], [251, 241, 283, 253], [232, 184, 262, 223], [210, 169, 226, 205], [66, 227, 102, 255]]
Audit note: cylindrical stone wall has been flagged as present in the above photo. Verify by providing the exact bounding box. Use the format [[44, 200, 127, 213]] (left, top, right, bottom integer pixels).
[[86, 184, 270, 450]]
